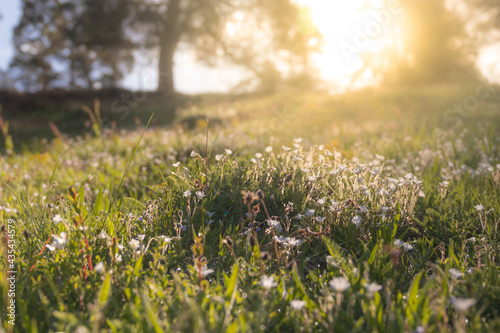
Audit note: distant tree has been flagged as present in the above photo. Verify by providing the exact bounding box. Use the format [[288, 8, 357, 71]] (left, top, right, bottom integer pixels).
[[466, 0, 500, 43], [11, 0, 133, 90], [10, 0, 63, 91], [10, 0, 319, 93], [127, 0, 320, 94], [61, 0, 134, 88], [355, 0, 477, 85]]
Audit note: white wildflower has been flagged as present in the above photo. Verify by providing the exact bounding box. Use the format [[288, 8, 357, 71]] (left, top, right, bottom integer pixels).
[[129, 239, 141, 251], [52, 232, 68, 249], [52, 214, 63, 224], [284, 237, 303, 247], [364, 282, 383, 294], [267, 219, 281, 231], [450, 297, 476, 311], [403, 243, 414, 252], [95, 262, 105, 273], [329, 277, 351, 292], [352, 216, 362, 229], [449, 268, 464, 279], [98, 231, 109, 239], [305, 209, 315, 217], [259, 275, 278, 289], [290, 300, 306, 310]]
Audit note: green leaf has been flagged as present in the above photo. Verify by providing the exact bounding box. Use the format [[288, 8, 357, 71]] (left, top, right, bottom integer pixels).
[[225, 262, 239, 301], [134, 255, 143, 276], [98, 273, 111, 308]]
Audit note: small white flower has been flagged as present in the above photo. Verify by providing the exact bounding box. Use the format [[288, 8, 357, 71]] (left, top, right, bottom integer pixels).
[[129, 239, 141, 250], [290, 300, 306, 310], [197, 265, 215, 277], [255, 153, 263, 159], [403, 243, 414, 252], [52, 214, 63, 224], [273, 235, 286, 244], [46, 244, 56, 252], [284, 237, 303, 247], [159, 236, 173, 244], [190, 151, 198, 158], [355, 205, 368, 213], [475, 204, 484, 212], [265, 146, 273, 153], [326, 256, 338, 267], [225, 149, 232, 155], [183, 190, 192, 198], [315, 216, 326, 223], [95, 262, 105, 273], [267, 219, 281, 231], [352, 216, 362, 229], [317, 198, 326, 205], [138, 234, 146, 242], [449, 268, 464, 279], [79, 226, 88, 231], [115, 253, 122, 262], [282, 146, 291, 152], [206, 211, 215, 217], [196, 191, 205, 199], [259, 275, 278, 289], [172, 162, 181, 167], [305, 209, 315, 217], [450, 297, 476, 311], [364, 282, 383, 294], [329, 277, 351, 292], [293, 213, 303, 220], [98, 231, 109, 239], [52, 232, 68, 249], [215, 154, 223, 161], [393, 239, 404, 247]]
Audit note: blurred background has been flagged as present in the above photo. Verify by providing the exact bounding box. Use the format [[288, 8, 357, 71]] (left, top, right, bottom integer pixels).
[[0, 0, 499, 148]]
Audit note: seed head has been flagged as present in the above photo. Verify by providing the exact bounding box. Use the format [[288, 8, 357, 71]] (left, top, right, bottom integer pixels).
[[223, 236, 233, 247], [260, 251, 270, 261]]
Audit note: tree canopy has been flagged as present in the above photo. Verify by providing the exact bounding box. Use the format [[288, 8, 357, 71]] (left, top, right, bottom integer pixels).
[[9, 0, 320, 94]]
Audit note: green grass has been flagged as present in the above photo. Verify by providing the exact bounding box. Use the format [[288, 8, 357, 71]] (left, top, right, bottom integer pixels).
[[1, 84, 500, 332]]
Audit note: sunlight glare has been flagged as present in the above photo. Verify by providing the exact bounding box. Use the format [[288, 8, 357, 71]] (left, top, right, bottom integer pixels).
[[296, 0, 403, 92]]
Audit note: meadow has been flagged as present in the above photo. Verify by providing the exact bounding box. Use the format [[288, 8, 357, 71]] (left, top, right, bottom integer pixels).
[[1, 84, 500, 332]]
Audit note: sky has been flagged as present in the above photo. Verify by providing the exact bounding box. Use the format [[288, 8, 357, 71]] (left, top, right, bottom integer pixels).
[[1, 0, 499, 93]]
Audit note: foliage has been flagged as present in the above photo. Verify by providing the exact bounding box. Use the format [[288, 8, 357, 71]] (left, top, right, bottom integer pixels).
[[1, 88, 500, 331]]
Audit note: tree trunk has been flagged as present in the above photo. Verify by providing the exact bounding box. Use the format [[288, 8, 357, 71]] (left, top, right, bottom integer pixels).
[[156, 0, 181, 95], [157, 40, 177, 95]]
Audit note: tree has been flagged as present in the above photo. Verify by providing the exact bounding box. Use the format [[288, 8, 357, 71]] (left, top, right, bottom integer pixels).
[[10, 0, 63, 91], [353, 0, 477, 85], [127, 0, 320, 94], [10, 0, 319, 93], [11, 0, 133, 90]]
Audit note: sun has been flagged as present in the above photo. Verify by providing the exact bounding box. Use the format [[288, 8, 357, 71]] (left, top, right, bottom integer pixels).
[[297, 0, 400, 91]]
